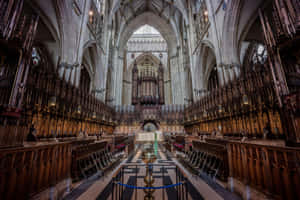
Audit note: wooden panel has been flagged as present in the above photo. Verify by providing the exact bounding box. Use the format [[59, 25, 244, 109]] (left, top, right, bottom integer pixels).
[[0, 142, 72, 200], [227, 141, 300, 199]]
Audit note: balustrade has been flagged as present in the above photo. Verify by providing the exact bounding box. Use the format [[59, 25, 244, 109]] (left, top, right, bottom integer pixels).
[[227, 141, 300, 200], [0, 142, 72, 200]]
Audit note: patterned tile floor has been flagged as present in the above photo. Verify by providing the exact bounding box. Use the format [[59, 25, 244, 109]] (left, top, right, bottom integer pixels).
[[96, 146, 203, 200], [65, 144, 240, 200]]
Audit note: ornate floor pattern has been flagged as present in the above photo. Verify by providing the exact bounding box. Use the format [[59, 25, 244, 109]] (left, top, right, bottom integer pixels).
[[97, 145, 203, 200], [67, 144, 239, 200]]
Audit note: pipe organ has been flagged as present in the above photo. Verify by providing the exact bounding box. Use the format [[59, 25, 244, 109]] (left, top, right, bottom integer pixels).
[[132, 60, 164, 105]]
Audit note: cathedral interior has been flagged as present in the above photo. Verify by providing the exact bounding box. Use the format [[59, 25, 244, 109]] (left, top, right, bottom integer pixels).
[[0, 0, 300, 199]]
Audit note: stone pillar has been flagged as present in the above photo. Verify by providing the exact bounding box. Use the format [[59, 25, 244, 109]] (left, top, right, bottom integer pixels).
[[217, 64, 226, 85], [116, 56, 124, 105]]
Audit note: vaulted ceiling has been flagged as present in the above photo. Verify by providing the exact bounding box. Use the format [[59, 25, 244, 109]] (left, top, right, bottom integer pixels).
[[115, 0, 184, 24], [109, 0, 187, 54]]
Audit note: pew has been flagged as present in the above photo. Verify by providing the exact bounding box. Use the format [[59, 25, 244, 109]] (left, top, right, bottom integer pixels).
[[71, 141, 122, 181], [179, 140, 228, 182]]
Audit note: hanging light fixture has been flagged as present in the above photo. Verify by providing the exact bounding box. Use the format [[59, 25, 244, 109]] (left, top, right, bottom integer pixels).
[[48, 96, 56, 107]]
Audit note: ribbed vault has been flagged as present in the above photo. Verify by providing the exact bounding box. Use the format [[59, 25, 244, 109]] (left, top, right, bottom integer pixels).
[[117, 12, 179, 55]]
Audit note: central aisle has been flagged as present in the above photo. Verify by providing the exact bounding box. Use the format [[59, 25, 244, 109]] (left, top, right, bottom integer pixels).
[[73, 145, 224, 200]]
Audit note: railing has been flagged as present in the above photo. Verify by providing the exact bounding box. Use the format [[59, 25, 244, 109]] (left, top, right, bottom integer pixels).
[[227, 141, 300, 200], [0, 142, 72, 200], [111, 164, 189, 200]]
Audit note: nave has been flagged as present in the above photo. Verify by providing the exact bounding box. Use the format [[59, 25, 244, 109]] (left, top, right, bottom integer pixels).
[[0, 0, 300, 200]]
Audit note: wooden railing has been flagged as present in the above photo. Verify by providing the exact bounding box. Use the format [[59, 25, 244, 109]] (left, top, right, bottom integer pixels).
[[0, 142, 72, 200], [227, 141, 300, 199]]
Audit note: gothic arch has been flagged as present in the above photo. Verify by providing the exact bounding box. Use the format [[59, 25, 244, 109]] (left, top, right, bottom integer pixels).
[[128, 53, 162, 72], [193, 42, 217, 91], [222, 0, 244, 64], [108, 0, 189, 26], [222, 0, 265, 65], [81, 43, 99, 84], [25, 0, 62, 68], [116, 12, 179, 55]]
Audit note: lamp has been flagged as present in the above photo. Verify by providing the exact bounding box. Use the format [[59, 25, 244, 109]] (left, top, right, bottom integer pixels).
[[218, 104, 224, 113], [203, 109, 207, 117], [243, 94, 249, 105], [48, 96, 56, 107], [76, 105, 82, 114], [92, 111, 97, 119]]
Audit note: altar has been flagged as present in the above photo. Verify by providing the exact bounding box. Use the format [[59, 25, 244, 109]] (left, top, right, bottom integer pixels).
[[136, 131, 163, 142]]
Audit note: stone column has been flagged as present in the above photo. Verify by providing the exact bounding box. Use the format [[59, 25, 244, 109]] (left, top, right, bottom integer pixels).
[[217, 64, 226, 85], [115, 56, 124, 105]]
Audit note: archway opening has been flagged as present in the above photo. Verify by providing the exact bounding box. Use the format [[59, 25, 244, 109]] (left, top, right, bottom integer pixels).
[[143, 122, 158, 132], [122, 24, 170, 105]]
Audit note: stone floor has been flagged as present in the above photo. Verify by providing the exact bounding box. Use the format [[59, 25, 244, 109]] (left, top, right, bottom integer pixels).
[[64, 145, 241, 200]]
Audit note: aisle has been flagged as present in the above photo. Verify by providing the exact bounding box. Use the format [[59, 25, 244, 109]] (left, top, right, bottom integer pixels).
[[68, 144, 228, 200], [96, 145, 204, 200]]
